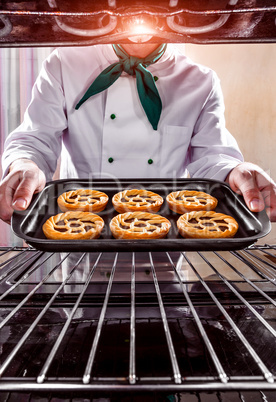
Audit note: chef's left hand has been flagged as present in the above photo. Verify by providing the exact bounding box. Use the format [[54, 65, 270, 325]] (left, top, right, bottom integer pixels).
[[226, 162, 276, 222]]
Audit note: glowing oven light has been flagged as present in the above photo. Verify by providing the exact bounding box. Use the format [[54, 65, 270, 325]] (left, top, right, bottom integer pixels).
[[131, 17, 151, 33], [126, 16, 155, 43]]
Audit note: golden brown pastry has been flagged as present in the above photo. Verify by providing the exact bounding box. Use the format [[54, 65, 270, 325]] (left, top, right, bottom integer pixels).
[[167, 190, 218, 214], [42, 211, 104, 240], [177, 211, 239, 239], [110, 212, 171, 239], [112, 189, 163, 213], [57, 189, 108, 212]]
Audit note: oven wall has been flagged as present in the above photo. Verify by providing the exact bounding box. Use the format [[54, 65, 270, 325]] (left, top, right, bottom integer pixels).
[[184, 43, 276, 182]]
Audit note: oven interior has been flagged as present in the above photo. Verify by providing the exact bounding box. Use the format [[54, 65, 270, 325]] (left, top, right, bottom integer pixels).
[[0, 0, 276, 46], [1, 1, 276, 401], [0, 245, 275, 400]]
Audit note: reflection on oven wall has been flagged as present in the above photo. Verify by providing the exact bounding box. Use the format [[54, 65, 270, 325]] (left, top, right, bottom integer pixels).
[[0, 47, 53, 172], [0, 47, 54, 246], [0, 48, 52, 176], [0, 43, 276, 244]]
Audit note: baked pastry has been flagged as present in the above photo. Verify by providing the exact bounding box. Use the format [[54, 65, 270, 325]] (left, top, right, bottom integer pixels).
[[177, 211, 239, 239], [57, 189, 108, 212], [43, 211, 104, 240], [110, 212, 171, 239], [167, 190, 218, 214], [112, 189, 163, 213]]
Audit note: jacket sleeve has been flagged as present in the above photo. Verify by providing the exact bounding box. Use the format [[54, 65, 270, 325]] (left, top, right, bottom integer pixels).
[[2, 49, 67, 181], [186, 71, 244, 181]]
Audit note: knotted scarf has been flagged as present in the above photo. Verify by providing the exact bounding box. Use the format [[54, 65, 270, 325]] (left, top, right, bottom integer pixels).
[[75, 43, 167, 130]]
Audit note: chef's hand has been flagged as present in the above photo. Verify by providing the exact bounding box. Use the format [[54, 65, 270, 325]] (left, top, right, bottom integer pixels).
[[226, 162, 276, 221], [0, 159, 46, 224]]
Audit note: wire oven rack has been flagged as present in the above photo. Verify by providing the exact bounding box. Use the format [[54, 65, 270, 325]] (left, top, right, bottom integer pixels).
[[0, 244, 275, 400]]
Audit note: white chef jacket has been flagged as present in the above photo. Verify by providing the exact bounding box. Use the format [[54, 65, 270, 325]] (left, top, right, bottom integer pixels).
[[2, 44, 243, 181]]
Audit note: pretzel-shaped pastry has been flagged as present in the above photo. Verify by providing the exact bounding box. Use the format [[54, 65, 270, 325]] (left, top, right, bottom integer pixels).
[[167, 190, 218, 214], [58, 189, 109, 212], [112, 189, 163, 213], [177, 211, 239, 239], [43, 211, 105, 240], [110, 212, 171, 239]]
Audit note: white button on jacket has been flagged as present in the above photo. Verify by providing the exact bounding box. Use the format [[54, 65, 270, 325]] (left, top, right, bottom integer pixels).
[[2, 44, 243, 182]]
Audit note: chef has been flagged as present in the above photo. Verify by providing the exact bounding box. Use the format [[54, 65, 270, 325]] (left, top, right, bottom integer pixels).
[[0, 41, 276, 223]]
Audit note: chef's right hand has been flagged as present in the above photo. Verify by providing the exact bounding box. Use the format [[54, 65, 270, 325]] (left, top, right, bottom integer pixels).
[[0, 159, 46, 224]]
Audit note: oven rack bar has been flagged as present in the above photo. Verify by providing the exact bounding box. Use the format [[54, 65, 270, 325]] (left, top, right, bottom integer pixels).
[[1, 380, 276, 393], [0, 245, 275, 392], [181, 251, 274, 383]]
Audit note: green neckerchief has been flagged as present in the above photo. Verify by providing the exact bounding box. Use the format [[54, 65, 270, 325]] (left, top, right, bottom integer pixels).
[[75, 43, 167, 130]]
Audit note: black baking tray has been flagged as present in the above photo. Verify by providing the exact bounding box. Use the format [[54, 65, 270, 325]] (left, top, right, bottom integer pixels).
[[11, 178, 271, 252]]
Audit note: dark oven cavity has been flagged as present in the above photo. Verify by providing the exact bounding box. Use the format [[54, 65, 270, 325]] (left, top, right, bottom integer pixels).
[[0, 245, 275, 399]]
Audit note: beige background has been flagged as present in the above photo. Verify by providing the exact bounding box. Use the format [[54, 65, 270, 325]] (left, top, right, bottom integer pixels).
[[176, 43, 276, 182]]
